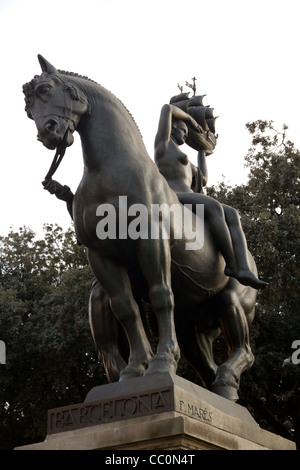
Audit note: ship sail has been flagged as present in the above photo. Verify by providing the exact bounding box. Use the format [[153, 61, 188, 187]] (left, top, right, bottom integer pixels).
[[169, 91, 218, 154]]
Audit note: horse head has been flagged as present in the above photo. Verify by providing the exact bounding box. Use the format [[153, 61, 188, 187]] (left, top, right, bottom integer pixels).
[[23, 55, 89, 152]]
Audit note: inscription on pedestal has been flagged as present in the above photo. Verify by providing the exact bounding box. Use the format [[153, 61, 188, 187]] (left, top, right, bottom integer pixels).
[[178, 399, 213, 423], [47, 387, 173, 434]]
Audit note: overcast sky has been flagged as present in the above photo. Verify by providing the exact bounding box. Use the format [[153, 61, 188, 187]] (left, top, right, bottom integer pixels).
[[1, 0, 299, 237]]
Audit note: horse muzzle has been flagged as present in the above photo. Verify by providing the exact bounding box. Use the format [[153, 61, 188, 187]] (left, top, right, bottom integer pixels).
[[36, 116, 74, 150]]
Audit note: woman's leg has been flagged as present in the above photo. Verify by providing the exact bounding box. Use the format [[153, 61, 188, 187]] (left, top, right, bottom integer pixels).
[[178, 193, 237, 275], [178, 194, 267, 289], [223, 205, 267, 288]]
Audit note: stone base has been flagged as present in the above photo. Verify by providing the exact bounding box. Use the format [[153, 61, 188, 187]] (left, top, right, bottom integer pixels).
[[15, 373, 296, 450]]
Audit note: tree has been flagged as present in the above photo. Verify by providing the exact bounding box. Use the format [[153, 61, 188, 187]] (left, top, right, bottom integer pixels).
[[207, 121, 300, 438], [0, 225, 105, 449]]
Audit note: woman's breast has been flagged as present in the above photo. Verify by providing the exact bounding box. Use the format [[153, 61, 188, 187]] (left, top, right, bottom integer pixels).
[[156, 155, 194, 193]]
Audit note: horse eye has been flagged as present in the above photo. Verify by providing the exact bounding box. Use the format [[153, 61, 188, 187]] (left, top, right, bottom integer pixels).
[[37, 85, 51, 95]]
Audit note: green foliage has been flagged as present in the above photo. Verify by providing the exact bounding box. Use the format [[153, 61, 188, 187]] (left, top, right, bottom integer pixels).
[[208, 120, 300, 435], [0, 225, 105, 449]]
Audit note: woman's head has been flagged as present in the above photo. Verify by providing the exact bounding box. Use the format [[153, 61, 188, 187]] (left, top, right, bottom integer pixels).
[[171, 119, 188, 145]]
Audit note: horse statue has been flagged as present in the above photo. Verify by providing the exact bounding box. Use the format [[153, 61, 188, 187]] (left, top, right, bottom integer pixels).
[[23, 55, 259, 401]]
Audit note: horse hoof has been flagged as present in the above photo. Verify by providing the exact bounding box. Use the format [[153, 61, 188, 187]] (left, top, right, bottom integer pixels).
[[145, 354, 178, 376], [211, 365, 239, 401], [119, 366, 145, 381], [211, 381, 239, 401]]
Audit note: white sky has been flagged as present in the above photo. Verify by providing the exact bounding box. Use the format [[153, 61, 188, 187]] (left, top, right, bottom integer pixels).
[[1, 0, 299, 236]]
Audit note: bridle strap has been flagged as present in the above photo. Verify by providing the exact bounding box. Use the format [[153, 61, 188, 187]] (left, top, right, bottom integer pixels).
[[43, 80, 73, 181]]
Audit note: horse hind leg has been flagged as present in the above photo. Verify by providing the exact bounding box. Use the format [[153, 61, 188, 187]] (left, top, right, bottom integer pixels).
[[176, 317, 220, 390], [193, 330, 220, 389], [89, 279, 129, 382], [211, 286, 255, 401]]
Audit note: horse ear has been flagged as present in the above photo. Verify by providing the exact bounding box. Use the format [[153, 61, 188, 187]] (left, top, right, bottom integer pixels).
[[38, 55, 58, 74]]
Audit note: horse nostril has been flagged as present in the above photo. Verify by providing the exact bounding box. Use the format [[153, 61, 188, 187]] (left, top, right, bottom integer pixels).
[[45, 119, 58, 134]]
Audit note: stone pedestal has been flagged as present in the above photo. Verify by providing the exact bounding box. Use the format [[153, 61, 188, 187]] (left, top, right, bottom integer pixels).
[[15, 373, 296, 450]]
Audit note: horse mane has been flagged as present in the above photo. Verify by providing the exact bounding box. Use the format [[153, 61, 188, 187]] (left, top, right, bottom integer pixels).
[[23, 70, 142, 136]]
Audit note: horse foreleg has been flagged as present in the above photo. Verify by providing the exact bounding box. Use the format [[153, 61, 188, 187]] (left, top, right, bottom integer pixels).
[[211, 286, 255, 401], [87, 249, 153, 380], [137, 238, 180, 375]]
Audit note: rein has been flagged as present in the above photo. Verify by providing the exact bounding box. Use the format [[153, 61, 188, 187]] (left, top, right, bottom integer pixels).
[[44, 144, 66, 181]]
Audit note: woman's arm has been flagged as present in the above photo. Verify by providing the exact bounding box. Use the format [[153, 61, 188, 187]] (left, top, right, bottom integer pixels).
[[197, 149, 208, 188], [154, 104, 200, 150]]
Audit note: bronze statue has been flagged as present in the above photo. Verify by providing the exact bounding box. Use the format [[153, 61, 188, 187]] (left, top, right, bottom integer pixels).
[[23, 56, 264, 400]]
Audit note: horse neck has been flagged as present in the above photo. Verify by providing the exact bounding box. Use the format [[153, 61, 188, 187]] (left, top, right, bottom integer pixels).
[[76, 82, 145, 171]]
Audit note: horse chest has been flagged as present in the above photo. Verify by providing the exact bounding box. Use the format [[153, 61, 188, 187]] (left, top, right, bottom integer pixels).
[[72, 186, 136, 258]]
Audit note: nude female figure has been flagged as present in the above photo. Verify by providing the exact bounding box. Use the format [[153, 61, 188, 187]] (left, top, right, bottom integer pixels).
[[154, 103, 267, 289]]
